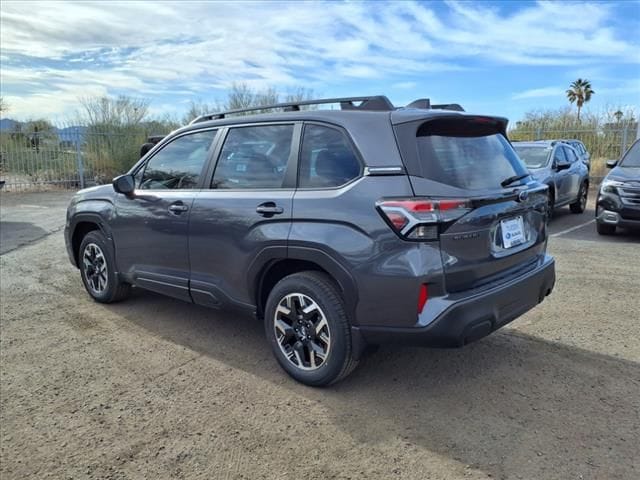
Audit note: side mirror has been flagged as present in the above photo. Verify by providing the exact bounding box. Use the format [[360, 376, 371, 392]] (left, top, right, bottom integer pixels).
[[113, 174, 136, 196], [606, 160, 617, 169], [554, 161, 570, 171]]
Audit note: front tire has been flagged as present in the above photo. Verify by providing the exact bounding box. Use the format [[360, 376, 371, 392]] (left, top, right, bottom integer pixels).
[[264, 271, 358, 386], [79, 231, 131, 303], [570, 182, 588, 214]]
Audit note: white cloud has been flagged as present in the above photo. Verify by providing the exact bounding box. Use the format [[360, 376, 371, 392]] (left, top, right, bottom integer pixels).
[[392, 81, 418, 90], [0, 0, 638, 119], [512, 86, 566, 100]]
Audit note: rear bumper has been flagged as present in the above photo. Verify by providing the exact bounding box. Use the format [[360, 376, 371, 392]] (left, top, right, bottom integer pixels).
[[355, 254, 555, 348]]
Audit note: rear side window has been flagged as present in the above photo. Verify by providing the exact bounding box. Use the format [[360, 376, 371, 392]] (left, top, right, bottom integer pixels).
[[563, 146, 578, 163], [212, 125, 293, 189], [299, 124, 361, 188], [140, 130, 216, 190], [414, 120, 527, 190]]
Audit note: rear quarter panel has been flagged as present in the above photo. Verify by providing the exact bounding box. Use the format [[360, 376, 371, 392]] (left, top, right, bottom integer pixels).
[[289, 175, 445, 328]]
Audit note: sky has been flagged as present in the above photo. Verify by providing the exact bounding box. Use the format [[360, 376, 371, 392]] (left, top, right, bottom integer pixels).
[[1, 0, 639, 125]]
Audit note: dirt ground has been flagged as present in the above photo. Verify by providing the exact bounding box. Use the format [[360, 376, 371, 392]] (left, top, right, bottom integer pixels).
[[1, 191, 639, 480]]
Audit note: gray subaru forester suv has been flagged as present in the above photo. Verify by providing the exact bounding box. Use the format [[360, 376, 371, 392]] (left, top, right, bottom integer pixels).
[[65, 96, 555, 386]]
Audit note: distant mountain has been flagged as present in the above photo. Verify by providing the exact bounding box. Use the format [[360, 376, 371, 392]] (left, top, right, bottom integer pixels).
[[0, 118, 20, 131], [57, 126, 87, 143]]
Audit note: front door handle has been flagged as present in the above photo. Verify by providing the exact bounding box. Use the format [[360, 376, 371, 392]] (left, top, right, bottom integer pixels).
[[256, 202, 284, 217], [168, 202, 189, 214]]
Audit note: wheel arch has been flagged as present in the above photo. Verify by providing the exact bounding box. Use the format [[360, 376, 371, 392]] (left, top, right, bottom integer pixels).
[[254, 247, 358, 319], [70, 214, 112, 267]]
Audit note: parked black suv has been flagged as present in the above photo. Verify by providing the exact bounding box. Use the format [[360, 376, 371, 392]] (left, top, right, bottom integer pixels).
[[596, 139, 640, 234], [65, 96, 555, 386]]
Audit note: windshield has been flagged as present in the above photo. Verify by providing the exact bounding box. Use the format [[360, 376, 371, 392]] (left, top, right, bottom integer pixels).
[[619, 140, 640, 167], [415, 131, 527, 190], [513, 146, 551, 169]]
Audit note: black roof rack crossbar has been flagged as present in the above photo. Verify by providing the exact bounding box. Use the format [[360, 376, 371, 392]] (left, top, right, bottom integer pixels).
[[405, 98, 465, 112], [189, 95, 394, 124]]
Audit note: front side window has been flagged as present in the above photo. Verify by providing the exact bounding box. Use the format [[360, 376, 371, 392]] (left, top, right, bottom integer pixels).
[[212, 125, 293, 189], [298, 124, 361, 188], [553, 147, 568, 165], [620, 140, 640, 167], [139, 130, 216, 190], [563, 146, 577, 163]]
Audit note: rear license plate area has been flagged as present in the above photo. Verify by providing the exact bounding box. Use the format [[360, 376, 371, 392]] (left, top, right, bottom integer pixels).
[[500, 216, 525, 249]]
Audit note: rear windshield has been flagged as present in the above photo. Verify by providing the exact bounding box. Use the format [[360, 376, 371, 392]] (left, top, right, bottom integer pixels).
[[415, 129, 527, 190], [513, 145, 552, 169]]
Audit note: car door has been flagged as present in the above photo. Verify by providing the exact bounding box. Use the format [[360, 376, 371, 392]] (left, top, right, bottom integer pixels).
[[551, 146, 572, 204], [562, 145, 582, 200], [111, 128, 219, 301], [187, 123, 299, 310]]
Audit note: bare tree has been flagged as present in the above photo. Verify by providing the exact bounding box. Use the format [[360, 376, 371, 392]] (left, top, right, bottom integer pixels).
[[226, 82, 256, 111], [77, 95, 151, 177], [79, 95, 150, 127], [181, 100, 220, 124], [182, 83, 317, 124], [0, 96, 8, 114], [284, 87, 315, 104]]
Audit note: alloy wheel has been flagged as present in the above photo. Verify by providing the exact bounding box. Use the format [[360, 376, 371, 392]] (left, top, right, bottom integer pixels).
[[579, 185, 588, 210], [274, 293, 331, 371], [82, 243, 108, 295]]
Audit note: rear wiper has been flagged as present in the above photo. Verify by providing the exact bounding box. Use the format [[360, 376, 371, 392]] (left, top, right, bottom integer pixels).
[[501, 173, 530, 188]]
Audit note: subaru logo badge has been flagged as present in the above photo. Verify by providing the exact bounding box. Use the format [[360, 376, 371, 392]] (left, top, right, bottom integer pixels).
[[517, 190, 529, 202]]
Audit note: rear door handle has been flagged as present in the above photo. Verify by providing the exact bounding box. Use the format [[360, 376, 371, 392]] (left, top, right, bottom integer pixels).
[[168, 202, 189, 214], [256, 202, 284, 217]]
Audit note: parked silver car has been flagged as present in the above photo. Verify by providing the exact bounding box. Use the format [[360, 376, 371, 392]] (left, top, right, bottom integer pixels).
[[513, 141, 590, 218]]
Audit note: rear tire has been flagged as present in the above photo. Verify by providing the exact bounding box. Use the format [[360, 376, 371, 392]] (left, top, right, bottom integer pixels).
[[570, 182, 588, 214], [79, 231, 131, 303], [264, 271, 358, 386], [596, 222, 616, 236]]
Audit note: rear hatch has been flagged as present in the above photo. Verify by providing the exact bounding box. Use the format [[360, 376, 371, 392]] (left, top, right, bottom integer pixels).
[[390, 114, 548, 293]]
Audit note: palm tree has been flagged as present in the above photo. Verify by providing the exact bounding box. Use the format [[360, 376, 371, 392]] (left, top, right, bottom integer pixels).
[[566, 79, 595, 122], [614, 110, 624, 123]]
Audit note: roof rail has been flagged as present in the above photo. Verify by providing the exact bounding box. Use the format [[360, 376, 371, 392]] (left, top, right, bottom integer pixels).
[[189, 95, 394, 124], [405, 98, 465, 112]]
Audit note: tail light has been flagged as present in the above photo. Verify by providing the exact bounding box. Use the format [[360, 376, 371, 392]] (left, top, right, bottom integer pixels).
[[377, 197, 472, 240], [418, 284, 428, 314]]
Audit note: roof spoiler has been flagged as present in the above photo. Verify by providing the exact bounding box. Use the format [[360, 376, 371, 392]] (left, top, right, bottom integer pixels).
[[405, 98, 465, 112]]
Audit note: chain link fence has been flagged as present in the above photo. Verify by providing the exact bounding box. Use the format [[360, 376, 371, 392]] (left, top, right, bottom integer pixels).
[[0, 128, 150, 192], [1, 123, 638, 192]]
